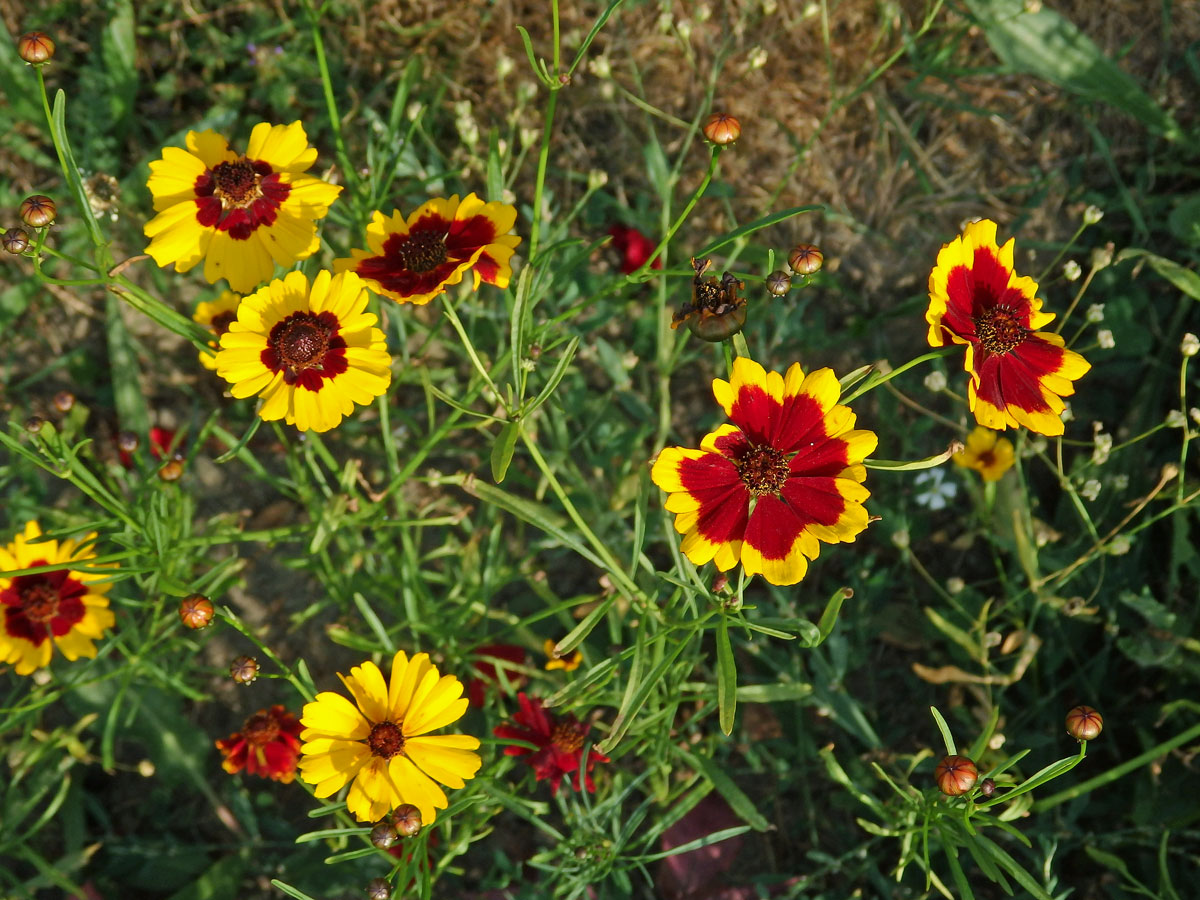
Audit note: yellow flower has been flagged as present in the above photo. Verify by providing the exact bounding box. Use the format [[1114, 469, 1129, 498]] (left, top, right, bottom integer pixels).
[[953, 427, 1016, 482], [333, 193, 521, 306], [144, 121, 342, 293], [0, 521, 115, 675], [543, 638, 581, 672], [214, 270, 391, 433], [298, 651, 482, 824], [193, 290, 242, 371]]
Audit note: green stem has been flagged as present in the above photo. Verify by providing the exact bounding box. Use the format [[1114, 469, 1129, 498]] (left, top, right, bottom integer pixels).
[[842, 347, 957, 403], [635, 147, 721, 281], [302, 0, 359, 204], [1033, 720, 1200, 811], [219, 607, 316, 703]]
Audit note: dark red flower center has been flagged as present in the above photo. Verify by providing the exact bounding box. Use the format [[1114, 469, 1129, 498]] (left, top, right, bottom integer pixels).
[[394, 229, 449, 273], [193, 156, 290, 241], [736, 445, 790, 496], [977, 450, 996, 468], [243, 712, 281, 746], [550, 721, 584, 753], [210, 311, 237, 337], [368, 721, 405, 758], [1, 564, 87, 647], [261, 311, 349, 390], [974, 305, 1029, 355]]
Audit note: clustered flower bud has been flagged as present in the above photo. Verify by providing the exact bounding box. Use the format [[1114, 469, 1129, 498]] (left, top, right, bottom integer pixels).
[[2, 227, 29, 254], [1065, 705, 1103, 741], [19, 195, 57, 229], [765, 270, 791, 296], [17, 31, 56, 65], [179, 594, 214, 629], [391, 803, 422, 836], [366, 878, 391, 900], [787, 244, 823, 276], [369, 822, 398, 849], [230, 655, 259, 685], [933, 754, 978, 796], [702, 113, 741, 146]]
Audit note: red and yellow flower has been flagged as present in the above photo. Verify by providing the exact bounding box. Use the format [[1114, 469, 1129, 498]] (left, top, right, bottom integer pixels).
[[215, 705, 303, 783], [0, 521, 115, 675], [193, 290, 242, 371], [952, 427, 1015, 482], [144, 121, 342, 293], [926, 219, 1090, 436], [651, 358, 877, 586], [215, 270, 391, 433], [333, 193, 520, 306], [297, 651, 482, 824], [493, 693, 609, 793]]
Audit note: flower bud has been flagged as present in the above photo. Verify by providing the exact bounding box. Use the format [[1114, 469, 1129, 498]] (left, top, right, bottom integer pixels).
[[923, 371, 947, 392], [17, 32, 55, 64], [1062, 260, 1081, 281], [702, 113, 741, 146], [25, 415, 45, 433], [52, 391, 75, 413], [390, 803, 422, 836], [179, 594, 214, 629], [2, 227, 29, 254], [1082, 205, 1103, 225], [933, 755, 978, 796], [1097, 329, 1114, 350], [979, 777, 995, 798], [230, 655, 259, 685], [787, 244, 823, 275], [1182, 333, 1199, 357], [1085, 303, 1105, 323], [158, 456, 185, 482], [369, 822, 398, 849], [19, 195, 56, 229], [1065, 705, 1103, 741], [116, 431, 139, 453], [366, 878, 391, 900], [1090, 242, 1113, 270], [765, 270, 791, 296]]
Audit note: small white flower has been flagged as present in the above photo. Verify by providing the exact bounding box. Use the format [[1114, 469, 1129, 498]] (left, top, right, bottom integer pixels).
[[1111, 473, 1129, 491], [1182, 333, 1200, 357], [1091, 424, 1112, 465], [1166, 409, 1187, 428], [1080, 479, 1101, 501], [914, 468, 957, 511], [1083, 205, 1104, 225], [923, 371, 948, 392], [748, 46, 768, 69], [1106, 534, 1133, 556], [1097, 329, 1115, 349], [1061, 402, 1074, 423], [1086, 303, 1105, 323], [1063, 260, 1082, 282]]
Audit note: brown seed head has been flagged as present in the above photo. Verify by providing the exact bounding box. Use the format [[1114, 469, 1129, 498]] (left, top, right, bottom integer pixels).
[[1065, 705, 1103, 741], [52, 391, 75, 413], [19, 195, 56, 229], [766, 270, 791, 296], [933, 755, 978, 796], [25, 415, 46, 434], [366, 878, 392, 900], [2, 227, 29, 254], [390, 803, 422, 836], [17, 32, 55, 65], [788, 244, 823, 276], [179, 594, 214, 629], [230, 655, 259, 684], [703, 113, 741, 146]]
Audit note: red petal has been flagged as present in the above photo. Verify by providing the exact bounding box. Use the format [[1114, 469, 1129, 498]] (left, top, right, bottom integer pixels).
[[743, 495, 805, 561]]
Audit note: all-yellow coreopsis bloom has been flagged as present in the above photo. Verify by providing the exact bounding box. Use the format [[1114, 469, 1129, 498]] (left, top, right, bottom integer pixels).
[[952, 427, 1015, 482], [144, 121, 341, 293], [214, 270, 391, 433], [298, 651, 482, 824], [0, 521, 115, 675]]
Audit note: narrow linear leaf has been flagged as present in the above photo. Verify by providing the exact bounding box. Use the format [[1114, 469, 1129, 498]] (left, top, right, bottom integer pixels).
[[716, 616, 737, 736], [490, 419, 521, 483], [677, 747, 771, 832], [695, 205, 823, 256]]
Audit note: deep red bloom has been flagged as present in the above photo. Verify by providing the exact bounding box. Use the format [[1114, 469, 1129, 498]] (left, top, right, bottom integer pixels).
[[608, 225, 662, 274], [465, 643, 528, 707], [215, 705, 302, 783], [493, 692, 609, 793]]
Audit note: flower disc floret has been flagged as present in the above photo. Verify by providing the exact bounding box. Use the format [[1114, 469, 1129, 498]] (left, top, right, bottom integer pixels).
[[143, 121, 342, 293], [333, 193, 521, 306], [926, 219, 1090, 436], [215, 270, 391, 433], [298, 651, 482, 824], [651, 358, 877, 586], [0, 521, 115, 675]]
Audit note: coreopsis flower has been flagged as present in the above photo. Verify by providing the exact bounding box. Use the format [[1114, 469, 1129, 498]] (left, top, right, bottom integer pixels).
[[608, 224, 661, 274], [493, 693, 609, 793], [333, 193, 520, 306], [952, 427, 1015, 482], [542, 638, 581, 672], [926, 219, 1090, 436], [215, 705, 303, 783], [193, 291, 242, 371], [143, 121, 342, 293], [298, 651, 482, 824], [651, 358, 877, 586], [214, 270, 391, 433], [464, 643, 527, 707], [0, 521, 115, 675]]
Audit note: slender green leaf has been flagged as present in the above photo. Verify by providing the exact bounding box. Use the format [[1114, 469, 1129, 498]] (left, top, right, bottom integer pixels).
[[677, 747, 771, 832], [716, 616, 736, 736], [490, 420, 521, 483]]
